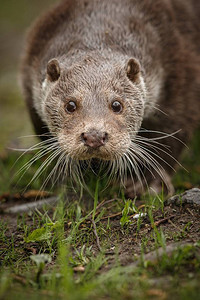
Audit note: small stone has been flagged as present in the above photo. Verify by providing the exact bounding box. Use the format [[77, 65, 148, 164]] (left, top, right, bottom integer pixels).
[[165, 188, 200, 206], [73, 265, 85, 273], [146, 289, 167, 299]]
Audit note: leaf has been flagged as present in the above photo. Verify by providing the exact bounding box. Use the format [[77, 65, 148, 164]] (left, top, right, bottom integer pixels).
[[25, 221, 62, 243], [30, 254, 52, 267], [120, 200, 132, 227], [25, 227, 51, 243]]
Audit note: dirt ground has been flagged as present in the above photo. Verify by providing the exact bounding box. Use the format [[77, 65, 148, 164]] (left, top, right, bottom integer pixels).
[[1, 191, 200, 269]]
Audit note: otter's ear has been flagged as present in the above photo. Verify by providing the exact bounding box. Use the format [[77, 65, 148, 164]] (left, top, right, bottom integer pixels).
[[126, 58, 140, 82], [47, 59, 60, 82]]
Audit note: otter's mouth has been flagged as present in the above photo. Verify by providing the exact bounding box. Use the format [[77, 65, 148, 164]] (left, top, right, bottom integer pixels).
[[77, 147, 114, 161]]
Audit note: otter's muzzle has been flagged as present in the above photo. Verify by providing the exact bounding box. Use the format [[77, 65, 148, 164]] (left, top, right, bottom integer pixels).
[[81, 129, 108, 149]]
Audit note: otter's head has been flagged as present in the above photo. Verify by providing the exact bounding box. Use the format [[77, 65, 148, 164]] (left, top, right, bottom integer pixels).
[[40, 54, 146, 163]]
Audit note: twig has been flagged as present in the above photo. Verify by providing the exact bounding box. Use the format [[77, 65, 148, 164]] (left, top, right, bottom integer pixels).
[[186, 207, 194, 217], [168, 218, 195, 243], [4, 196, 58, 214], [90, 218, 102, 252], [98, 205, 147, 221], [167, 219, 184, 232], [12, 274, 27, 285], [85, 198, 120, 220], [100, 211, 122, 220], [167, 219, 195, 243], [138, 204, 146, 210], [96, 198, 120, 211], [153, 215, 175, 227], [99, 203, 148, 221]]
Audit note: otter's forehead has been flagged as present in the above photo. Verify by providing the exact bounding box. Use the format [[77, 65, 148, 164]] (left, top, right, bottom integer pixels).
[[60, 57, 127, 92]]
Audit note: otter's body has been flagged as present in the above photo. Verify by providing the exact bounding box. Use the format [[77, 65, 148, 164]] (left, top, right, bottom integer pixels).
[[21, 0, 200, 194]]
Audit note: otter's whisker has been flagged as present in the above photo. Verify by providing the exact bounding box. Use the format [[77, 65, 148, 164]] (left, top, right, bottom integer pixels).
[[16, 142, 59, 178], [25, 147, 62, 189], [124, 152, 145, 192], [135, 138, 184, 169], [128, 144, 170, 189], [11, 137, 58, 169], [120, 155, 127, 186], [133, 143, 177, 172], [135, 129, 186, 146], [40, 151, 67, 191]]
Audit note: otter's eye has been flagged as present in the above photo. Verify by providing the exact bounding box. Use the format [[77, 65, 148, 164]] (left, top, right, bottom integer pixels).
[[111, 101, 123, 113], [65, 101, 77, 113]]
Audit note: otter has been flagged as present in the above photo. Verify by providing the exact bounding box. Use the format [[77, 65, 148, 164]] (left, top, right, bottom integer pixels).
[[20, 0, 200, 196]]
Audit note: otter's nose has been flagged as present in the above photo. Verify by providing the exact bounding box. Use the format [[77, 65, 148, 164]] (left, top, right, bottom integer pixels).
[[81, 130, 108, 149]]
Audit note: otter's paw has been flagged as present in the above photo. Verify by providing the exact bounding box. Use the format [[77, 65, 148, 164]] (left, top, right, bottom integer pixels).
[[125, 172, 174, 199]]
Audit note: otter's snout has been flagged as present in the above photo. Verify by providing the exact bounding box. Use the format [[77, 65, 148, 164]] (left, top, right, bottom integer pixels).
[[81, 130, 108, 149]]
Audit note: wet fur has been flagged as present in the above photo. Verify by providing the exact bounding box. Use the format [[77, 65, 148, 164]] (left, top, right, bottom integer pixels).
[[20, 0, 200, 195]]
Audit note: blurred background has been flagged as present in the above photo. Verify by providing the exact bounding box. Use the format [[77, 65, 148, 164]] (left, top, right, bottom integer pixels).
[[0, 0, 56, 154]]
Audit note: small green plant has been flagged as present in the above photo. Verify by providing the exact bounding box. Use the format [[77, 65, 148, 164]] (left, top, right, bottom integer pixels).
[[92, 178, 99, 220], [31, 254, 52, 284], [120, 199, 138, 227]]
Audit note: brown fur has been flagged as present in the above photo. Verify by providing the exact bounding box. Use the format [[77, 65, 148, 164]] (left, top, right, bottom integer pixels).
[[20, 0, 200, 195]]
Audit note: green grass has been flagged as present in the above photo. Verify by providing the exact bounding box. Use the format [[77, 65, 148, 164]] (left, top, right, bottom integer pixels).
[[0, 129, 200, 299], [0, 207, 200, 300]]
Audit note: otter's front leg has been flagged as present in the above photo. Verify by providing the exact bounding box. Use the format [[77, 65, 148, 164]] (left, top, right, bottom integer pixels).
[[125, 169, 175, 199], [124, 115, 189, 198]]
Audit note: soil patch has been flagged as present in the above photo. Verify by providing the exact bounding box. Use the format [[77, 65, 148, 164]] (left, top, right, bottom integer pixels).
[[1, 191, 200, 269]]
